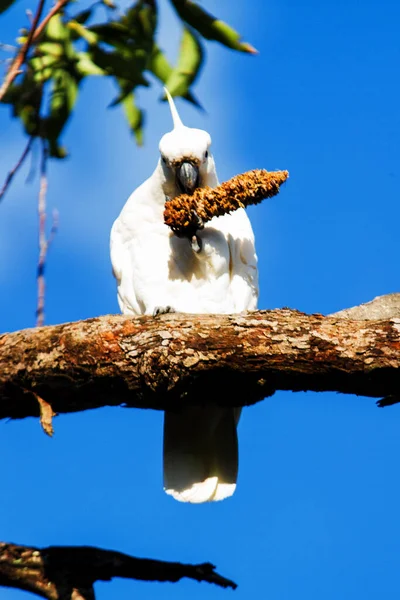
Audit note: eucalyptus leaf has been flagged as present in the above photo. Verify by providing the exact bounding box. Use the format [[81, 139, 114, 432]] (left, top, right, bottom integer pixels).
[[108, 79, 134, 107], [0, 0, 16, 14], [169, 0, 257, 53], [2, 0, 256, 156], [149, 44, 202, 109], [72, 7, 94, 25], [45, 68, 79, 157], [90, 45, 149, 86], [76, 52, 106, 76], [121, 90, 144, 145], [165, 27, 203, 97], [46, 14, 70, 42]]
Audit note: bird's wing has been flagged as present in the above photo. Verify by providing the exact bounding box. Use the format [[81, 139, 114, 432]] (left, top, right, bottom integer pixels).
[[216, 208, 259, 311]]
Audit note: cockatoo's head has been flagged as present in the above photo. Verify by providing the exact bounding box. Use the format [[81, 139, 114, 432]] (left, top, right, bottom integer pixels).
[[159, 89, 217, 196]]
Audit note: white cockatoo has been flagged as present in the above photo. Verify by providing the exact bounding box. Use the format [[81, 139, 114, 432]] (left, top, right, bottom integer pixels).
[[110, 90, 259, 503]]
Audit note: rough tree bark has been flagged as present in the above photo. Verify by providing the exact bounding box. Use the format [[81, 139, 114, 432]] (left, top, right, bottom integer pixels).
[[1, 296, 399, 428]]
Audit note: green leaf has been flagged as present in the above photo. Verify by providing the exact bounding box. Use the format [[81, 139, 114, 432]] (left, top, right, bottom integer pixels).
[[149, 44, 202, 108], [68, 20, 149, 85], [75, 51, 106, 76], [45, 68, 79, 157], [169, 0, 257, 54], [0, 0, 16, 14], [1, 71, 42, 136], [29, 42, 66, 83], [148, 45, 173, 82], [46, 14, 69, 42], [68, 20, 100, 45], [121, 89, 144, 145], [124, 0, 157, 41], [72, 7, 93, 25], [90, 45, 148, 85], [37, 42, 64, 58], [30, 55, 59, 82], [89, 22, 130, 47], [19, 104, 40, 136], [108, 78, 134, 107], [164, 27, 203, 97]]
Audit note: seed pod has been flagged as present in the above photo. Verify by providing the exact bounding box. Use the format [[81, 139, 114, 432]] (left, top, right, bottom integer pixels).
[[164, 169, 289, 236]]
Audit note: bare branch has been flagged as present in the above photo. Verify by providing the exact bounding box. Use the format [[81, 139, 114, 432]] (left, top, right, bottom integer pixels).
[[32, 0, 70, 44], [36, 141, 48, 326], [0, 137, 33, 201], [36, 142, 57, 327], [0, 542, 237, 598], [0, 0, 70, 102], [331, 293, 400, 321], [0, 0, 46, 101], [0, 304, 399, 424]]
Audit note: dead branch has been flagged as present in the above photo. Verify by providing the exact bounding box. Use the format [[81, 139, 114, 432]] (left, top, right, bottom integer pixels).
[[0, 300, 399, 425], [164, 169, 289, 236], [0, 136, 33, 201], [0, 542, 237, 599]]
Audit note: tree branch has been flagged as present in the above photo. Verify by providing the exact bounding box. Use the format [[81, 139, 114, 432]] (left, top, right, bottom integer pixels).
[[0, 0, 70, 102], [32, 0, 70, 45], [0, 300, 399, 425], [0, 136, 33, 201], [0, 0, 46, 102], [36, 141, 58, 327], [0, 542, 237, 599]]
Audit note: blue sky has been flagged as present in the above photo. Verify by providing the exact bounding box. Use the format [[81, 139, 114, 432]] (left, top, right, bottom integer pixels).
[[1, 1, 400, 599]]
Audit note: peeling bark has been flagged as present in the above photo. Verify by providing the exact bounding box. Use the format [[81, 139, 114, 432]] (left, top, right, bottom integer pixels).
[[0, 306, 399, 422], [0, 542, 236, 599]]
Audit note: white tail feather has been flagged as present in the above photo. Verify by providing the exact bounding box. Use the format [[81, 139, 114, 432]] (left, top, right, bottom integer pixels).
[[163, 405, 241, 503]]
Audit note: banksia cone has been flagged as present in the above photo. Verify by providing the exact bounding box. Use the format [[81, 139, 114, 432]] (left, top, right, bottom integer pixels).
[[164, 169, 289, 237]]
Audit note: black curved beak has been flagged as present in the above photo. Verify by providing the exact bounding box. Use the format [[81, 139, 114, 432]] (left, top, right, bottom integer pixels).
[[177, 162, 199, 194]]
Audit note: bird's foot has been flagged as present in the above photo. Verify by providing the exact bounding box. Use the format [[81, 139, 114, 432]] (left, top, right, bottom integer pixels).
[[191, 209, 204, 231], [153, 306, 176, 317], [190, 234, 202, 254]]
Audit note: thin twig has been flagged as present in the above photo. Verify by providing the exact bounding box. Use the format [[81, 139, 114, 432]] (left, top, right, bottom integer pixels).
[[0, 43, 17, 53], [0, 0, 45, 102], [32, 390, 56, 436], [0, 137, 34, 201], [32, 0, 70, 43], [36, 140, 48, 326], [25, 138, 39, 183], [0, 0, 70, 102], [26, 8, 34, 25], [36, 141, 58, 327]]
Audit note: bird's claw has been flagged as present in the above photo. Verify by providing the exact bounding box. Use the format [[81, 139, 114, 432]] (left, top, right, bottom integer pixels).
[[153, 306, 176, 317], [190, 235, 202, 254], [191, 209, 204, 231]]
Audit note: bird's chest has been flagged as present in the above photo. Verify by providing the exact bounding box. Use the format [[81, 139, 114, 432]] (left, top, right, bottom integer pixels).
[[168, 224, 230, 284]]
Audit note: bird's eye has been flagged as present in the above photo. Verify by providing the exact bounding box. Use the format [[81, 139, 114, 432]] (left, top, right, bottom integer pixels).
[[204, 151, 208, 159], [161, 156, 167, 164]]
